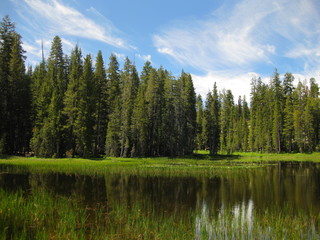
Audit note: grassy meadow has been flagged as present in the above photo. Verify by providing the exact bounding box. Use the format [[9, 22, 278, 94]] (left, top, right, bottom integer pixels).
[[1, 188, 319, 240], [1, 151, 320, 177], [1, 152, 320, 239]]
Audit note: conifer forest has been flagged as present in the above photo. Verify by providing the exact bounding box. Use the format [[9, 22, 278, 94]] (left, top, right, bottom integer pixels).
[[1, 16, 320, 158]]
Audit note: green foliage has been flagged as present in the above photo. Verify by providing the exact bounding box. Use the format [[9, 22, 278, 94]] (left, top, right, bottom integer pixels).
[[74, 54, 96, 157], [31, 36, 67, 157], [105, 97, 121, 157], [63, 45, 83, 157], [94, 51, 108, 155], [205, 83, 220, 155], [3, 16, 320, 157], [0, 16, 31, 154]]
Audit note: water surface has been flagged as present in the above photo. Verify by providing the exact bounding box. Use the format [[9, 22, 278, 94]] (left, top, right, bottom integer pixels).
[[1, 161, 320, 238]]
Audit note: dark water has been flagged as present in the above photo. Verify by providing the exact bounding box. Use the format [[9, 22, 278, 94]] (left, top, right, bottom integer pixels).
[[1, 162, 320, 227]]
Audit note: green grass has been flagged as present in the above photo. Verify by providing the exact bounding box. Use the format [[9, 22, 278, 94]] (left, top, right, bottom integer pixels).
[[1, 152, 320, 239], [1, 188, 319, 240], [1, 152, 320, 177], [0, 189, 87, 240]]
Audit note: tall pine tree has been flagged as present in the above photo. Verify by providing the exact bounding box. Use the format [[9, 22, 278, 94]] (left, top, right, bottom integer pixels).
[[31, 36, 67, 157], [63, 45, 83, 157], [94, 51, 108, 155]]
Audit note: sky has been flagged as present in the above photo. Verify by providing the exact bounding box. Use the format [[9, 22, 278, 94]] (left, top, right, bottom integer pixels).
[[1, 0, 320, 100]]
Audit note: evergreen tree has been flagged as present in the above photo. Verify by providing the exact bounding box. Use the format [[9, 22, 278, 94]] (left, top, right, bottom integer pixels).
[[8, 34, 31, 154], [293, 81, 308, 152], [233, 96, 249, 152], [145, 67, 164, 156], [94, 51, 108, 155], [309, 78, 320, 150], [220, 89, 234, 154], [195, 94, 205, 150], [249, 77, 273, 152], [161, 68, 176, 156], [75, 54, 96, 157], [63, 45, 83, 157], [31, 36, 67, 157], [131, 84, 148, 156], [241, 96, 250, 151], [271, 69, 284, 153], [105, 97, 121, 157], [205, 83, 220, 155], [131, 61, 152, 156], [0, 16, 17, 153], [106, 54, 121, 115], [175, 72, 196, 155], [119, 57, 139, 157], [282, 73, 295, 152]]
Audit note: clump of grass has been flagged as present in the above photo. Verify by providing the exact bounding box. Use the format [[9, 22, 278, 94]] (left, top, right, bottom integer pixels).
[[0, 154, 274, 179], [0, 188, 195, 240], [0, 189, 88, 239], [196, 205, 320, 240], [1, 187, 319, 239]]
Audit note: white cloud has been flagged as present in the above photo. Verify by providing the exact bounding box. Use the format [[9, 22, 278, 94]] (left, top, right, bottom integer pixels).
[[192, 71, 258, 101], [112, 52, 126, 62], [154, 0, 320, 95], [153, 0, 283, 72], [135, 54, 152, 63], [14, 0, 132, 49]]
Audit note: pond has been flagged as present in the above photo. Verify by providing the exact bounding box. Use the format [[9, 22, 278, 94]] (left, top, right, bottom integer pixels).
[[1, 162, 320, 239]]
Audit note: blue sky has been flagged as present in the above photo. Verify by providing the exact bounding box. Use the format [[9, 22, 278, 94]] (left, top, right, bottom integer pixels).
[[1, 0, 320, 99]]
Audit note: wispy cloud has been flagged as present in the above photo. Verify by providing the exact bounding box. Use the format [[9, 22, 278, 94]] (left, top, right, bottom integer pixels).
[[154, 0, 320, 97], [154, 0, 320, 72], [135, 54, 152, 63], [153, 0, 280, 72], [13, 0, 133, 49]]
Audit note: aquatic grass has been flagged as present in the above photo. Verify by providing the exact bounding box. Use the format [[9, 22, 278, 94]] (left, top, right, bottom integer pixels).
[[196, 205, 320, 240], [1, 187, 320, 239], [0, 189, 87, 240], [0, 153, 278, 178]]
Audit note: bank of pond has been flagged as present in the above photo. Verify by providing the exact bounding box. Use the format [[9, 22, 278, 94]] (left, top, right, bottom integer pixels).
[[0, 153, 320, 239]]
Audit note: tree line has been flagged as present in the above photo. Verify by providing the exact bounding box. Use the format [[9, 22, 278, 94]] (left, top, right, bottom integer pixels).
[[1, 16, 319, 158], [0, 16, 196, 158], [195, 71, 320, 154]]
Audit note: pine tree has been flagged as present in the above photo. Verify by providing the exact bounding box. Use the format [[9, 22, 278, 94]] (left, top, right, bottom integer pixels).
[[105, 97, 121, 157], [232, 96, 242, 151], [309, 78, 320, 150], [161, 68, 176, 156], [131, 84, 148, 156], [31, 36, 67, 157], [106, 54, 121, 115], [0, 16, 17, 153], [63, 45, 83, 157], [271, 69, 284, 153], [293, 81, 308, 152], [75, 54, 96, 157], [195, 94, 204, 150], [119, 57, 139, 157], [220, 89, 234, 154], [205, 83, 220, 155], [8, 33, 31, 154], [249, 77, 272, 152], [241, 96, 250, 151], [282, 73, 295, 152], [145, 67, 164, 156], [131, 61, 152, 156], [175, 72, 196, 155], [94, 51, 108, 155]]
